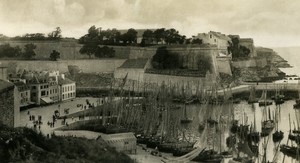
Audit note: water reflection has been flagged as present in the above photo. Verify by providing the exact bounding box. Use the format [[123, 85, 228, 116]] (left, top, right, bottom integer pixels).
[[182, 100, 298, 162]]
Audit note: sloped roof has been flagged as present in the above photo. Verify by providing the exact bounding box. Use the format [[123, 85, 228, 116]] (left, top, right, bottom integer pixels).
[[58, 77, 75, 85], [14, 81, 30, 91], [119, 58, 149, 69], [98, 132, 136, 142], [0, 80, 14, 93]]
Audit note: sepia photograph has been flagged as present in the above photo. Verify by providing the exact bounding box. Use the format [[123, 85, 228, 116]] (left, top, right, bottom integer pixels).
[[0, 0, 300, 162]]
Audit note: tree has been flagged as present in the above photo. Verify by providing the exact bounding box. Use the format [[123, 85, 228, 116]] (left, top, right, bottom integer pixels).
[[0, 44, 22, 58], [50, 50, 60, 61], [152, 46, 179, 69], [227, 37, 250, 59], [48, 27, 62, 39], [95, 46, 115, 58], [154, 28, 166, 43], [192, 38, 202, 44], [23, 43, 36, 59], [121, 28, 137, 44], [79, 25, 101, 58]]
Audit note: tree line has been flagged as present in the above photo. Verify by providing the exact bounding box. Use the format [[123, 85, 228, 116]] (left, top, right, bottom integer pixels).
[[0, 43, 36, 59], [78, 25, 203, 58], [0, 43, 61, 61], [0, 27, 62, 41]]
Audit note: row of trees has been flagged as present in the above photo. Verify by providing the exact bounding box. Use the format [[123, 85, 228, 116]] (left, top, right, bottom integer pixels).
[[0, 43, 36, 59], [0, 43, 61, 61], [0, 27, 62, 41]]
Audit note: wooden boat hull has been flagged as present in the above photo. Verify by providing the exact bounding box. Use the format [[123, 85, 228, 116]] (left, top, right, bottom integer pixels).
[[273, 131, 284, 142]]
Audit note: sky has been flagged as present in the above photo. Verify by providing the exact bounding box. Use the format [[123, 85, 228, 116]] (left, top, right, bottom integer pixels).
[[0, 0, 299, 47]]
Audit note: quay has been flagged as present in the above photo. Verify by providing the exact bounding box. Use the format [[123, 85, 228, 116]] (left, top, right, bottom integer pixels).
[[215, 82, 300, 96]]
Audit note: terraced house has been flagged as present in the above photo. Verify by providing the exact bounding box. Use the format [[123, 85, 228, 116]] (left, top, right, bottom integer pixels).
[[8, 70, 76, 106]]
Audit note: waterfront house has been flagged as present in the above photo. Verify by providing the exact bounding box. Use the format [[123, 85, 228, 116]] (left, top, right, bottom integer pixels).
[[58, 74, 76, 101], [14, 81, 31, 107], [0, 79, 20, 127]]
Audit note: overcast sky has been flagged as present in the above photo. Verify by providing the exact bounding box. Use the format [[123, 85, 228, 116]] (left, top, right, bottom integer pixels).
[[0, 0, 299, 47]]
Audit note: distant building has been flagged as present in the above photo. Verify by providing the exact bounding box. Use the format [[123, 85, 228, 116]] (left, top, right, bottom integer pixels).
[[58, 74, 76, 101], [97, 132, 137, 154], [14, 81, 31, 107], [0, 80, 20, 127], [194, 31, 231, 53]]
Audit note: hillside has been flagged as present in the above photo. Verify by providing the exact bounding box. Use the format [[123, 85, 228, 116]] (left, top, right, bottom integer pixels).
[[0, 123, 134, 163]]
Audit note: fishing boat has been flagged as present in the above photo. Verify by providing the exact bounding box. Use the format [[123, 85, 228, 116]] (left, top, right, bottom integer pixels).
[[261, 108, 275, 137], [273, 131, 284, 142], [258, 90, 273, 107], [280, 145, 300, 160], [272, 107, 284, 142], [294, 99, 300, 109], [180, 103, 193, 124], [247, 115, 260, 144], [248, 86, 258, 104]]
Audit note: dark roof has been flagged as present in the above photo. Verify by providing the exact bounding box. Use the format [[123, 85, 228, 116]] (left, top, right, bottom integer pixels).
[[58, 77, 75, 85], [14, 81, 30, 91], [119, 58, 149, 69], [0, 80, 14, 93]]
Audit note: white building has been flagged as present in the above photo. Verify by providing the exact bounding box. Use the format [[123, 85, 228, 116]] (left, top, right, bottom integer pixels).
[[194, 31, 231, 54], [58, 74, 76, 101]]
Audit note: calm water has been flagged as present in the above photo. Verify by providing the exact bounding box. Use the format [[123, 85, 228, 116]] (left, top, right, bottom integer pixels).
[[181, 100, 299, 163]]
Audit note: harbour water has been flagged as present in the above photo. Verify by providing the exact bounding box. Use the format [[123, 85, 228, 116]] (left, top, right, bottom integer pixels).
[[182, 100, 298, 162]]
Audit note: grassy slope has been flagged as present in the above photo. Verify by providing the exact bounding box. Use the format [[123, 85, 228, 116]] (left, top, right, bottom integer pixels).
[[0, 124, 134, 163]]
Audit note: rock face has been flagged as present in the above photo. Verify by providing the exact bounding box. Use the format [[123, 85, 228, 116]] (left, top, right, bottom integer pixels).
[[256, 47, 291, 68]]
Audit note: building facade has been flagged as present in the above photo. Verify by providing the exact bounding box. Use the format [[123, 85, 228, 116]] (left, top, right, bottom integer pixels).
[[58, 74, 76, 101], [195, 31, 231, 54], [15, 81, 31, 107], [0, 80, 20, 127]]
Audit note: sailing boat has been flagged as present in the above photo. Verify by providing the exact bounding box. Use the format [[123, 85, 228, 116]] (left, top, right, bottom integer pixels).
[[294, 80, 300, 109], [180, 102, 193, 123], [258, 89, 273, 107], [247, 114, 260, 144], [273, 85, 285, 105], [281, 113, 300, 160], [272, 107, 284, 142], [261, 107, 275, 137], [248, 86, 258, 104]]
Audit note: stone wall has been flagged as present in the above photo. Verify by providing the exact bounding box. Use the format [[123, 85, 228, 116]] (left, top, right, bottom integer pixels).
[[239, 38, 257, 57], [216, 57, 232, 75], [0, 59, 126, 74], [232, 57, 267, 68], [0, 86, 19, 127], [114, 68, 145, 81]]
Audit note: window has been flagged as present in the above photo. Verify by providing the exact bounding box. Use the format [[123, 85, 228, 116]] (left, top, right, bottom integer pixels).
[[32, 86, 36, 90], [25, 92, 28, 96], [63, 94, 65, 99], [41, 91, 46, 96], [210, 34, 212, 38], [40, 86, 43, 89], [50, 90, 52, 94], [214, 39, 216, 42], [32, 92, 36, 97]]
